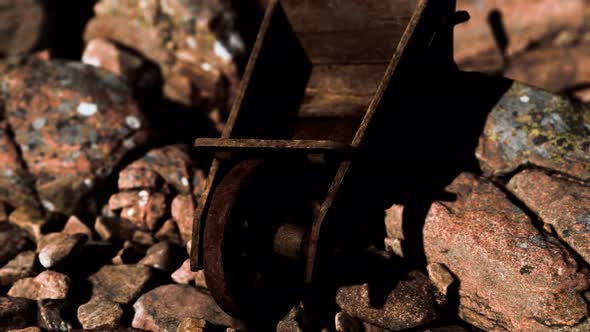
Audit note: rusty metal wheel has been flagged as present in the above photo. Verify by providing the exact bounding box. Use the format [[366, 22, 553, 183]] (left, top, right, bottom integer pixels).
[[203, 159, 313, 320]]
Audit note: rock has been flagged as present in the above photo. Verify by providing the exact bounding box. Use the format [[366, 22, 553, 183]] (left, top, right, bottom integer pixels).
[[176, 317, 207, 332], [336, 270, 438, 331], [89, 264, 153, 304], [384, 204, 405, 257], [132, 284, 244, 331], [171, 259, 198, 285], [0, 0, 46, 57], [427, 263, 455, 305], [63, 215, 93, 239], [335, 312, 362, 332], [0, 223, 30, 265], [78, 298, 124, 329], [0, 251, 36, 286], [109, 191, 168, 231], [1, 57, 149, 215], [277, 303, 305, 332], [508, 170, 590, 265], [112, 241, 145, 265], [132, 230, 157, 246], [171, 194, 195, 244], [37, 299, 72, 332], [118, 164, 161, 192], [95, 216, 138, 242], [37, 232, 87, 268], [423, 173, 590, 331], [155, 219, 182, 245], [0, 121, 41, 211], [139, 242, 172, 271], [82, 38, 146, 80], [8, 207, 46, 242], [124, 145, 195, 195], [475, 82, 590, 180], [8, 271, 70, 300], [384, 204, 404, 240], [84, 0, 240, 110], [7, 327, 42, 332], [0, 297, 36, 330], [455, 0, 587, 64]]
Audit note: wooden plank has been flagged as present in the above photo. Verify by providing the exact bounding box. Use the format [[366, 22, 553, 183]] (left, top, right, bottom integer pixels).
[[282, 0, 416, 33], [299, 64, 387, 117], [298, 29, 402, 64]]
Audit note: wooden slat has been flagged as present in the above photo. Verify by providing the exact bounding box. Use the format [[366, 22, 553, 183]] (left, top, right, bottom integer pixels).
[[282, 0, 416, 33], [299, 64, 387, 117], [297, 29, 402, 64]]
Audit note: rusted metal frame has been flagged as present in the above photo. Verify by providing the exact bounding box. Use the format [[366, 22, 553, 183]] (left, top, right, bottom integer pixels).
[[190, 0, 281, 271], [195, 138, 355, 155], [303, 0, 452, 283]]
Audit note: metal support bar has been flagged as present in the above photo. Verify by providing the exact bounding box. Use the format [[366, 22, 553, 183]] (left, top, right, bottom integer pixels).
[[195, 138, 356, 156]]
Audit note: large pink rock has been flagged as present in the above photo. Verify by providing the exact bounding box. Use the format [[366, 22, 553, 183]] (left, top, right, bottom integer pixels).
[[423, 173, 590, 331], [132, 284, 244, 331], [508, 170, 590, 265], [1, 58, 149, 215]]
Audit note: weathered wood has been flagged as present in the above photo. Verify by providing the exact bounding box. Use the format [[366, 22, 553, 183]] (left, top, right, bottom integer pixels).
[[299, 64, 387, 118]]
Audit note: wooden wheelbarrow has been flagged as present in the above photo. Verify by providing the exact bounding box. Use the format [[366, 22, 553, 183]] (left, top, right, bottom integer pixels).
[[190, 0, 464, 320]]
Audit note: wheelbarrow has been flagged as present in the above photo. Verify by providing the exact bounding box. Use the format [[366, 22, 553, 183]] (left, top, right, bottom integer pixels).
[[190, 0, 467, 322]]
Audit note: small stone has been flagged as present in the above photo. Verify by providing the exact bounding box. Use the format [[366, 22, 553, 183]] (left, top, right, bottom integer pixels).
[[110, 191, 167, 231], [383, 237, 404, 258], [89, 264, 153, 304], [277, 302, 305, 332], [78, 298, 124, 329], [155, 219, 182, 245], [335, 312, 362, 332], [336, 270, 437, 331], [132, 230, 156, 246], [8, 207, 45, 242], [82, 38, 145, 79], [118, 165, 161, 191], [124, 146, 194, 195], [139, 242, 172, 271], [384, 204, 404, 240], [112, 241, 145, 265], [0, 297, 36, 330], [0, 223, 30, 265], [95, 216, 137, 242], [171, 194, 195, 244], [194, 270, 207, 289], [7, 327, 42, 332], [132, 284, 244, 331], [0, 251, 36, 286], [8, 271, 70, 300], [427, 263, 455, 305], [63, 215, 93, 239], [176, 317, 207, 332], [37, 233, 87, 268], [171, 259, 197, 285], [37, 299, 72, 331]]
